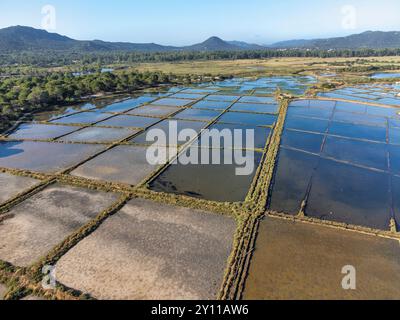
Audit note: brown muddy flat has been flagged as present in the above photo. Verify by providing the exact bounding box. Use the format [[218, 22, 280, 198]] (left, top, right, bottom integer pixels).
[[0, 184, 118, 267], [71, 145, 161, 185], [243, 217, 400, 300], [0, 172, 39, 205], [56, 198, 236, 300]]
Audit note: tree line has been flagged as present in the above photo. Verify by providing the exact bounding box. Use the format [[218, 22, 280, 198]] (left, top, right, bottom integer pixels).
[[2, 48, 400, 67], [0, 70, 217, 133]]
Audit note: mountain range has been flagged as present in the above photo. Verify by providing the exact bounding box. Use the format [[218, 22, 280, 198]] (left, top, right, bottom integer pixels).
[[1, 26, 400, 53]]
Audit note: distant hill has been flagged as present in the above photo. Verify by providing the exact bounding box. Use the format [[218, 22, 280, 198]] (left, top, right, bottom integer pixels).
[[184, 36, 243, 51], [0, 26, 262, 53], [226, 40, 266, 50], [1, 26, 400, 53], [270, 31, 400, 49], [0, 26, 180, 52]]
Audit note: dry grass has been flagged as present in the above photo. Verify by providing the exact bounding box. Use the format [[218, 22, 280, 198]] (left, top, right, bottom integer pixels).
[[123, 56, 400, 77]]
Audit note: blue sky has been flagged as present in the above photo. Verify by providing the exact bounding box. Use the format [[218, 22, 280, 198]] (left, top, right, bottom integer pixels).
[[1, 0, 400, 45]]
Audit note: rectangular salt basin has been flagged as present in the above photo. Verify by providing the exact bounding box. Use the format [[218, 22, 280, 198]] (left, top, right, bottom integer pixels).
[[181, 88, 218, 94], [191, 100, 232, 110], [200, 123, 272, 150], [243, 217, 400, 299], [127, 105, 181, 117], [218, 112, 277, 126], [0, 184, 118, 267], [291, 99, 336, 111], [100, 97, 155, 113], [390, 145, 400, 175], [281, 130, 324, 154], [238, 96, 276, 104], [7, 124, 80, 140], [390, 127, 400, 145], [0, 172, 39, 205], [152, 98, 193, 107], [95, 115, 160, 128], [230, 103, 279, 114], [33, 103, 95, 122], [130, 119, 206, 146], [285, 115, 329, 133], [333, 111, 387, 127], [322, 136, 388, 171], [55, 198, 235, 300], [58, 127, 139, 143], [173, 109, 221, 121], [393, 176, 400, 223], [150, 147, 262, 202], [205, 95, 239, 102], [51, 111, 112, 125], [390, 119, 400, 128], [335, 101, 368, 114], [308, 100, 337, 110], [328, 121, 387, 143], [169, 93, 206, 100], [287, 106, 333, 119], [0, 141, 105, 173], [269, 148, 319, 215], [307, 159, 391, 230], [366, 106, 400, 117], [71, 145, 161, 185]]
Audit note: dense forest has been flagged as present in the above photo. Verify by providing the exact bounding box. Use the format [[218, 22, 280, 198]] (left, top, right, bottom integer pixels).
[[2, 48, 400, 68], [0, 70, 217, 133]]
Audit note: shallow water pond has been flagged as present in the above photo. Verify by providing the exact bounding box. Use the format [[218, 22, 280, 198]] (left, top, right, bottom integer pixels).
[[285, 115, 329, 133], [199, 123, 271, 150], [59, 127, 138, 143], [0, 141, 104, 173], [96, 115, 160, 128], [130, 119, 207, 146], [371, 73, 400, 79], [205, 95, 239, 102], [191, 100, 232, 110], [306, 159, 391, 230], [281, 130, 324, 154], [390, 145, 400, 175], [33, 103, 95, 122], [127, 105, 180, 117], [230, 103, 279, 114], [238, 96, 276, 104], [269, 148, 319, 215], [100, 97, 155, 113], [7, 124, 80, 140], [172, 109, 221, 122], [151, 98, 193, 107], [170, 93, 206, 100], [218, 112, 277, 126], [328, 121, 387, 143], [288, 106, 333, 119], [322, 136, 388, 171], [51, 111, 112, 125], [150, 147, 262, 202]]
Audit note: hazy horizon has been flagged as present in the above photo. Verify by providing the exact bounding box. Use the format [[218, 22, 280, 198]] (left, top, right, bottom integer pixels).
[[2, 24, 399, 47], [1, 0, 400, 45]]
